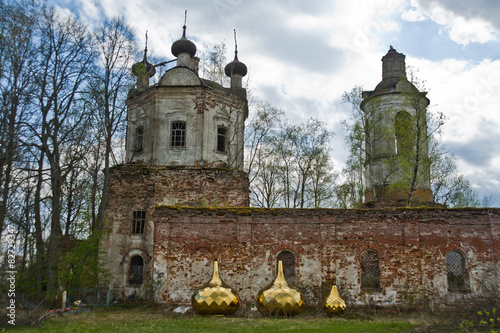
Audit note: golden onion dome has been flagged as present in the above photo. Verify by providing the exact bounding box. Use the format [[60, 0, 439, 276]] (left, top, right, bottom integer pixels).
[[191, 260, 240, 316], [256, 260, 304, 316], [322, 285, 346, 316]]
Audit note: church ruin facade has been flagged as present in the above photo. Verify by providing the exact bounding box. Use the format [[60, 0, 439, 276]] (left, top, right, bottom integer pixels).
[[101, 25, 500, 308]]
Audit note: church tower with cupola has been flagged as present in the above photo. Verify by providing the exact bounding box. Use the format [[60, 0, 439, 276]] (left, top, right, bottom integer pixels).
[[102, 21, 250, 299], [125, 23, 248, 170], [361, 46, 433, 206]]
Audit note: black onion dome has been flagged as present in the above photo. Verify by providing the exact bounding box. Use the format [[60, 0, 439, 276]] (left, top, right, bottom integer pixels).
[[171, 25, 197, 57], [225, 53, 247, 77]]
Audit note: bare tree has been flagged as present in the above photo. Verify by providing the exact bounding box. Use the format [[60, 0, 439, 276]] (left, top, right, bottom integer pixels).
[[279, 118, 334, 208], [250, 117, 335, 208], [90, 17, 136, 232], [250, 146, 283, 208], [244, 100, 284, 184], [29, 8, 94, 301], [0, 0, 37, 235]]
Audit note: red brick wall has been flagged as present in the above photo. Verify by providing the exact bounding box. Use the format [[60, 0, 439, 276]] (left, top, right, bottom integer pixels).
[[152, 207, 499, 306], [106, 162, 249, 209], [101, 163, 249, 298]]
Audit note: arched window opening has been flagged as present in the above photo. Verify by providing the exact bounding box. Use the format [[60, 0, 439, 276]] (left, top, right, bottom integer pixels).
[[132, 210, 146, 234], [277, 250, 296, 284], [134, 126, 144, 151], [361, 250, 381, 289], [395, 111, 413, 155], [217, 126, 227, 152], [129, 255, 144, 285], [171, 121, 186, 147], [446, 250, 467, 291]]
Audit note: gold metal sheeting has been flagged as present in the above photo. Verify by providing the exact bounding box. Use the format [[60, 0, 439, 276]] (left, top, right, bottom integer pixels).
[[323, 285, 346, 316], [192, 260, 240, 316], [256, 260, 304, 316]]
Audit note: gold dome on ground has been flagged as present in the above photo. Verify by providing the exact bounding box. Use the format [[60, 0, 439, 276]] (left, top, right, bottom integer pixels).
[[191, 260, 240, 315], [323, 285, 346, 316], [256, 260, 304, 316]]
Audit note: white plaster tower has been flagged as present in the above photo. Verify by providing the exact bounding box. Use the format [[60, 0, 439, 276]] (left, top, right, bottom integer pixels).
[[125, 24, 248, 169], [361, 46, 433, 206]]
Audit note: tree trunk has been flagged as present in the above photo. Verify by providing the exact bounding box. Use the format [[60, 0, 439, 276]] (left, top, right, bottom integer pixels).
[[34, 150, 45, 298]]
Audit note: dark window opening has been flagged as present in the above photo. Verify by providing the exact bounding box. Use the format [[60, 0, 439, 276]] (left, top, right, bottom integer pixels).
[[361, 250, 381, 289], [134, 126, 144, 151], [132, 210, 146, 234], [171, 121, 186, 147], [277, 250, 296, 284], [217, 127, 227, 152], [395, 111, 413, 155], [446, 251, 467, 291], [129, 255, 144, 285]]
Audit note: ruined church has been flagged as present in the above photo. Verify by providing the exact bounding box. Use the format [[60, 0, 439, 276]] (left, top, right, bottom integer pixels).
[[101, 23, 499, 308]]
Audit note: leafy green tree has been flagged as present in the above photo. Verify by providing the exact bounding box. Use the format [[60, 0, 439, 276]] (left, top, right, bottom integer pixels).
[[200, 42, 229, 87], [431, 150, 492, 207], [338, 85, 384, 208], [388, 69, 437, 206]]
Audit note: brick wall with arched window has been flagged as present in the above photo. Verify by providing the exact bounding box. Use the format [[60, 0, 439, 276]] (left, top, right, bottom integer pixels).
[[446, 250, 468, 291], [129, 255, 144, 285], [277, 250, 296, 284], [360, 249, 381, 289]]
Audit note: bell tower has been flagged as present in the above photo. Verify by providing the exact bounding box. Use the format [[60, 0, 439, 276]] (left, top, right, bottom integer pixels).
[[102, 19, 250, 300], [361, 46, 433, 206], [125, 23, 248, 170]]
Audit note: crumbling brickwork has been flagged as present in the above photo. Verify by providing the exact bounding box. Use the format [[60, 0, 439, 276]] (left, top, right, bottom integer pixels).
[[101, 163, 249, 299], [150, 207, 499, 307]]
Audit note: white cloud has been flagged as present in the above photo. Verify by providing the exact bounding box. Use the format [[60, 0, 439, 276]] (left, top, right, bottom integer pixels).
[[401, 8, 426, 22], [76, 0, 100, 21], [447, 16, 497, 45], [407, 0, 499, 44]]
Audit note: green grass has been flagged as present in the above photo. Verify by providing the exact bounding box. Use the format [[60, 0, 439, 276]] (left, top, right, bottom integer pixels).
[[8, 307, 422, 332]]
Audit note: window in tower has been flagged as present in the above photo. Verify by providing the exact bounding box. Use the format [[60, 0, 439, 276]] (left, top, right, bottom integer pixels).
[[132, 210, 146, 234], [134, 126, 144, 151], [171, 121, 186, 147], [217, 126, 227, 152], [395, 111, 413, 155]]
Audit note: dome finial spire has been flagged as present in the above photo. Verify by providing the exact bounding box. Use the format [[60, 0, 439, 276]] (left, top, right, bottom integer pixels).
[[225, 29, 247, 86], [143, 30, 148, 61], [233, 29, 238, 60], [171, 10, 197, 59], [183, 10, 187, 38]]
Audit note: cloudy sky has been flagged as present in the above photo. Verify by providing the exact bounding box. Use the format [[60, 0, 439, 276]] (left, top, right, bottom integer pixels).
[[52, 0, 500, 206]]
